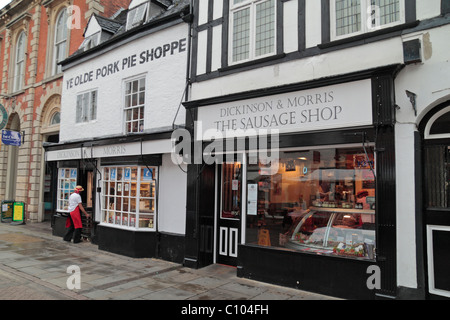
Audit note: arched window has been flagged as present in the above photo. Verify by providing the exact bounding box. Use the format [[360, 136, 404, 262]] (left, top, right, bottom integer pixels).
[[50, 112, 61, 125], [14, 32, 26, 92], [425, 105, 450, 140], [54, 8, 68, 75]]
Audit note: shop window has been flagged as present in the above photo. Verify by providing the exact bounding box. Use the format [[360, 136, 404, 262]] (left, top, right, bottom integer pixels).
[[57, 168, 77, 212], [229, 0, 276, 64], [76, 90, 97, 123], [101, 166, 157, 230], [331, 0, 404, 40], [246, 146, 376, 260], [124, 77, 145, 133]]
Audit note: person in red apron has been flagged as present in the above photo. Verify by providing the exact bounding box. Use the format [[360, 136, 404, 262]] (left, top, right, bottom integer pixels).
[[63, 185, 91, 243]]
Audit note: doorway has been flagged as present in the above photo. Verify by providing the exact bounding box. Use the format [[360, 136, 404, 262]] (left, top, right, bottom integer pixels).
[[217, 160, 243, 266], [421, 103, 450, 299], [5, 114, 20, 201], [43, 134, 59, 221]]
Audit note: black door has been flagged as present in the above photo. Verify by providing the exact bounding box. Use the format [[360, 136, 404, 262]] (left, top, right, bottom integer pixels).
[[423, 143, 450, 299], [217, 161, 242, 266]]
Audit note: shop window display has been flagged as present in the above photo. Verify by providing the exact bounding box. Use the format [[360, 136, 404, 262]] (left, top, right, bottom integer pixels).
[[101, 166, 157, 230], [246, 146, 376, 260]]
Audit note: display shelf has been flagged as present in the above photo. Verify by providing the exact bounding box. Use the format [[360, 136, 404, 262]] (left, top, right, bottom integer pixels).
[[285, 207, 376, 260], [309, 206, 375, 215]]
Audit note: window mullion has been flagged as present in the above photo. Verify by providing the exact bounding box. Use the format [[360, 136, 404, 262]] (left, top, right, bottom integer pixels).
[[137, 167, 141, 229]]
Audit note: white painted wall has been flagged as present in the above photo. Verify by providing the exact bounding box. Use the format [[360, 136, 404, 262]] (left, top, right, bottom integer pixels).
[[211, 25, 222, 72], [191, 36, 404, 100], [416, 0, 441, 20], [394, 24, 450, 290], [283, 0, 298, 53], [197, 0, 208, 25], [84, 16, 101, 38], [60, 23, 188, 142], [196, 29, 208, 75], [305, 0, 322, 49], [158, 154, 187, 234]]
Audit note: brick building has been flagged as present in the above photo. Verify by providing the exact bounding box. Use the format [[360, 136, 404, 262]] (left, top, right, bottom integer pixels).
[[0, 0, 130, 222]]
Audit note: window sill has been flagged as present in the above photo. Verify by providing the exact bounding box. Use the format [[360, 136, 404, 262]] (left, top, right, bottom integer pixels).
[[319, 20, 420, 50], [99, 222, 155, 232], [75, 120, 97, 125], [8, 89, 26, 97], [42, 73, 63, 85], [219, 53, 286, 73]]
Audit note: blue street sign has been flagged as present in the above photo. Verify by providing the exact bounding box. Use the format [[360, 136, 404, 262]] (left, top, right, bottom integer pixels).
[[1, 130, 21, 146]]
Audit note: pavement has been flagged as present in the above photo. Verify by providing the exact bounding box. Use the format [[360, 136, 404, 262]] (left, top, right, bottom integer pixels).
[[0, 220, 340, 306]]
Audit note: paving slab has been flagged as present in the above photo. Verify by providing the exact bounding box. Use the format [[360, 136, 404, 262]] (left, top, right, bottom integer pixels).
[[0, 221, 342, 304]]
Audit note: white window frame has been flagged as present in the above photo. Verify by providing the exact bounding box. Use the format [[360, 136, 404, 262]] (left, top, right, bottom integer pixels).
[[228, 0, 277, 65], [331, 0, 405, 41], [76, 89, 98, 123], [100, 165, 158, 231], [14, 31, 26, 92], [123, 76, 146, 134], [57, 168, 77, 213], [53, 8, 68, 75], [83, 32, 100, 50], [126, 1, 149, 30]]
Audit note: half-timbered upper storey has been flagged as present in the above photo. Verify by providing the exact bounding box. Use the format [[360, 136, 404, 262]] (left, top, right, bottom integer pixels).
[[190, 0, 450, 101]]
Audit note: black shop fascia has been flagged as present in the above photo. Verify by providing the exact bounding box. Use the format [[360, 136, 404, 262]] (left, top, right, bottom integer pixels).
[[181, 65, 401, 300]]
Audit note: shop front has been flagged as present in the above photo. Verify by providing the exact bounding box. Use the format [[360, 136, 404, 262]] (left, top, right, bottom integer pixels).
[[44, 133, 187, 262], [183, 66, 399, 300]]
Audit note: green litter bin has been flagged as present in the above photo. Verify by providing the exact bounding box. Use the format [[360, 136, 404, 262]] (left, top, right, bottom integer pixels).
[[1, 200, 14, 223]]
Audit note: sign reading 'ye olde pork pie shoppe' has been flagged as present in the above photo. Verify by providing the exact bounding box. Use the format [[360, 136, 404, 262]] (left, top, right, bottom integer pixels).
[[196, 79, 373, 140]]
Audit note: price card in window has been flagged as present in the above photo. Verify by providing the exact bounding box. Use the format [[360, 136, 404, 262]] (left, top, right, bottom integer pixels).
[[70, 169, 77, 179], [247, 184, 258, 216]]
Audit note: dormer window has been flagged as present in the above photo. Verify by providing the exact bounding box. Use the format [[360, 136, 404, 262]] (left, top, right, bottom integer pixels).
[[83, 33, 100, 50], [126, 1, 149, 30]]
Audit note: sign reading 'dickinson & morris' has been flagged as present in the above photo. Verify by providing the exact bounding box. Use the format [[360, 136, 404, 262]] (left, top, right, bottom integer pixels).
[[196, 79, 373, 140]]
